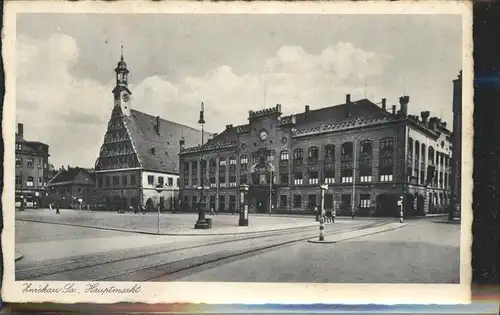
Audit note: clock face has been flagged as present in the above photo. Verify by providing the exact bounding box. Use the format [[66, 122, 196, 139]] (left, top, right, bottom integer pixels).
[[122, 94, 130, 102], [259, 130, 268, 141]]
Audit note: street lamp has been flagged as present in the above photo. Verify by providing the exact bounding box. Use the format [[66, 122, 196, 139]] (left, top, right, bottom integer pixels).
[[195, 102, 209, 229]]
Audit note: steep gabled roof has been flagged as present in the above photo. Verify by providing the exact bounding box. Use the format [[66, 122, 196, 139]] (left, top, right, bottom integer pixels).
[[290, 99, 391, 129], [124, 109, 212, 173], [48, 167, 95, 186]]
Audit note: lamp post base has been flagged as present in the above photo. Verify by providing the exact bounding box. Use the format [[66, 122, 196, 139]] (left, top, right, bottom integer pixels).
[[239, 218, 248, 226], [195, 220, 210, 229]]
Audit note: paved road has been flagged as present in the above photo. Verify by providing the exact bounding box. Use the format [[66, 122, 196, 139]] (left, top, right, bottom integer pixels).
[[15, 218, 380, 281], [178, 218, 460, 283]]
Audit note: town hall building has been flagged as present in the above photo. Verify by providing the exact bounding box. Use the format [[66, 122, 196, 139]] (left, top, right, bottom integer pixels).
[[179, 91, 454, 217], [94, 51, 210, 211]]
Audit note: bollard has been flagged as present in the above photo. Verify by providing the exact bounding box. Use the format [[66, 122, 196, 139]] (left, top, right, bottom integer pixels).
[[319, 216, 325, 241]]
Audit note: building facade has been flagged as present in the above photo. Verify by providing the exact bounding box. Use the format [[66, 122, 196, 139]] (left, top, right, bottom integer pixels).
[[93, 52, 210, 211], [47, 167, 98, 209], [179, 94, 452, 217], [15, 123, 50, 208]]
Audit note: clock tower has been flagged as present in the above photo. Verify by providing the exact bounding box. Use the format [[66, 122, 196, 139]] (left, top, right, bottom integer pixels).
[[112, 45, 132, 116]]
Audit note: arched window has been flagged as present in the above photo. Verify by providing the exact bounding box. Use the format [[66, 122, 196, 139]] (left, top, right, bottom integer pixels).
[[229, 156, 236, 166], [428, 147, 435, 164], [360, 140, 373, 157], [379, 137, 394, 182], [415, 140, 420, 160], [308, 146, 319, 162], [293, 148, 303, 163], [240, 155, 248, 165], [341, 142, 353, 161], [408, 137, 414, 156], [324, 145, 335, 160], [280, 150, 289, 161], [421, 144, 426, 162]]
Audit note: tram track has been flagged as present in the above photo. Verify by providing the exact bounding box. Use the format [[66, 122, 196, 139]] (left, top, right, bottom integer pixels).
[[20, 220, 391, 281]]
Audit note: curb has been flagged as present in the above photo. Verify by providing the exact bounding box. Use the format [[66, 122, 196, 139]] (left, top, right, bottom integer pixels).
[[15, 252, 23, 262], [15, 218, 320, 236], [431, 220, 461, 225], [306, 223, 408, 244]]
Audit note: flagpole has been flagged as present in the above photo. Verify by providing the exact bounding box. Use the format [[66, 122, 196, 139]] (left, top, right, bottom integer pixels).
[[352, 138, 356, 219]]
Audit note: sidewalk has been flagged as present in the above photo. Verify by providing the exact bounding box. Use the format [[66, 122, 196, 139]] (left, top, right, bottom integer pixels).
[[16, 208, 352, 236]]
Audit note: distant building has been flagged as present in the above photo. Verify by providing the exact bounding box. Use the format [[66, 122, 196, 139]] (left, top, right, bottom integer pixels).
[[93, 52, 211, 211], [15, 123, 50, 208], [47, 167, 97, 209], [179, 94, 453, 217], [450, 70, 462, 219]]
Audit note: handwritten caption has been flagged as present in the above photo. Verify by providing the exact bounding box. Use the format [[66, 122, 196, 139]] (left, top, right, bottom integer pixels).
[[22, 283, 141, 295]]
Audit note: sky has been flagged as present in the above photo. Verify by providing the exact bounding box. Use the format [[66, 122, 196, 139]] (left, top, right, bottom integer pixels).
[[16, 13, 462, 168]]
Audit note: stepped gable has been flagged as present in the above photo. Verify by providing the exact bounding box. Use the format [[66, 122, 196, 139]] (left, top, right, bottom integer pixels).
[[125, 109, 210, 173]]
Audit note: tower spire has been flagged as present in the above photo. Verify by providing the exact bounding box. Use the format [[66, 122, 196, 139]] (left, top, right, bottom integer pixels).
[[121, 43, 124, 61]]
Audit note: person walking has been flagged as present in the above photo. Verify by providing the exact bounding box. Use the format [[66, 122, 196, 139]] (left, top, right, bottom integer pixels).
[[49, 202, 52, 211], [55, 204, 60, 215]]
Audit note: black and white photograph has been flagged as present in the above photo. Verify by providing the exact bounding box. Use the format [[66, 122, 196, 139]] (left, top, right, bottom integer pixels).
[[2, 1, 472, 305]]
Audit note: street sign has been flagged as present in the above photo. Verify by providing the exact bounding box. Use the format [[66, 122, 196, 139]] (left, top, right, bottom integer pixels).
[[155, 184, 163, 193]]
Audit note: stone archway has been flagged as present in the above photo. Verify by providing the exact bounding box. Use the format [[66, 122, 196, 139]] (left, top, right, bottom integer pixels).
[[404, 193, 415, 217], [417, 194, 425, 216]]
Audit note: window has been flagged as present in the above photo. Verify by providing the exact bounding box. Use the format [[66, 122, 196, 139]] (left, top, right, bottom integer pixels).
[[280, 195, 288, 208], [219, 158, 226, 186], [294, 172, 303, 185], [308, 171, 319, 184], [147, 175, 154, 185], [360, 194, 371, 208], [280, 173, 289, 185], [113, 176, 119, 186], [420, 171, 425, 185], [158, 176, 164, 186], [122, 175, 128, 186], [293, 195, 302, 207], [39, 177, 43, 185], [219, 159, 227, 166], [37, 158, 43, 169], [341, 142, 353, 160], [168, 177, 173, 186], [219, 195, 225, 212], [360, 175, 372, 182], [308, 194, 317, 207], [176, 178, 180, 187], [240, 155, 248, 165], [16, 158, 22, 167], [324, 145, 335, 160], [26, 176, 34, 187], [280, 151, 289, 161], [380, 137, 394, 156], [293, 148, 303, 165], [341, 169, 353, 183], [16, 144, 22, 151], [27, 159, 34, 168], [130, 175, 136, 185], [97, 176, 103, 188], [106, 176, 111, 187], [308, 147, 319, 162], [380, 174, 393, 182], [15, 175, 22, 186], [229, 156, 237, 166], [266, 151, 273, 162]]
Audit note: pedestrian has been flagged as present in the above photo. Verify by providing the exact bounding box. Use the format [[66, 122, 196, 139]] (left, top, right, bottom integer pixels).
[[55, 204, 60, 215], [210, 207, 215, 216], [49, 202, 52, 211], [314, 206, 319, 221]]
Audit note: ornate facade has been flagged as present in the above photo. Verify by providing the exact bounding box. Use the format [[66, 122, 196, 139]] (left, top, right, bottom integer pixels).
[[179, 94, 453, 217], [94, 52, 210, 211]]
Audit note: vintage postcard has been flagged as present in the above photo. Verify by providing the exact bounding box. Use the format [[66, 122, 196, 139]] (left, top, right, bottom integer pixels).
[[2, 0, 473, 305]]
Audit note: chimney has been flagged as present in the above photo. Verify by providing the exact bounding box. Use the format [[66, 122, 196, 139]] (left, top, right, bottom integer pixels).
[[392, 105, 396, 115], [345, 94, 352, 118], [155, 116, 160, 134], [381, 99, 387, 111], [421, 111, 430, 125], [305, 105, 310, 119], [179, 137, 185, 151], [399, 96, 409, 117], [17, 123, 24, 137], [226, 124, 233, 130], [429, 117, 438, 131]]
